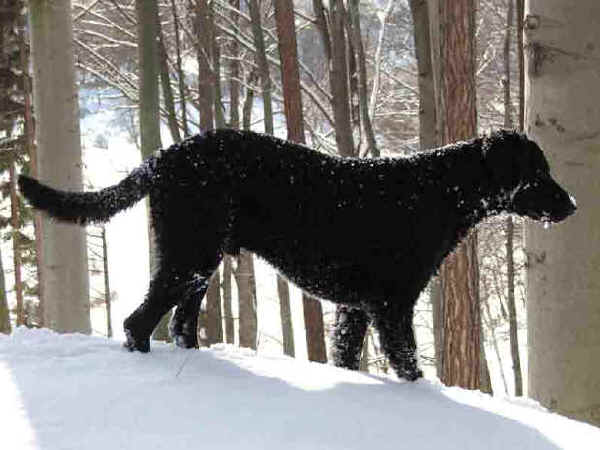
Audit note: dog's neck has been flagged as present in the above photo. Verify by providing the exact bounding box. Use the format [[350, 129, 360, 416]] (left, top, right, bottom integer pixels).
[[428, 138, 513, 239]]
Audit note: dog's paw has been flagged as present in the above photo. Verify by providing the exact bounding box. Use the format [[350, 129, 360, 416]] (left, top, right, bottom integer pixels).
[[123, 328, 151, 353], [173, 330, 198, 349], [398, 367, 423, 382]]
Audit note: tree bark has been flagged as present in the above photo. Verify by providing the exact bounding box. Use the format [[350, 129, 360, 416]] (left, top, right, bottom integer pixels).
[[275, 0, 326, 362], [525, 0, 600, 426], [312, 0, 355, 157], [347, 0, 378, 157], [409, 0, 440, 376], [158, 31, 182, 143], [503, 0, 523, 397], [204, 270, 223, 345], [171, 0, 189, 136], [235, 251, 257, 350], [195, 0, 215, 131], [101, 226, 112, 338], [228, 0, 240, 129], [222, 255, 234, 344], [248, 0, 273, 134], [29, 0, 90, 333], [9, 157, 24, 327], [136, 0, 168, 342], [236, 73, 258, 350], [0, 242, 10, 333], [19, 14, 44, 326], [437, 0, 481, 389]]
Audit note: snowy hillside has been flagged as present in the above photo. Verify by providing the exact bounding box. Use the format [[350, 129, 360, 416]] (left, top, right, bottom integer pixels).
[[2, 329, 598, 450]]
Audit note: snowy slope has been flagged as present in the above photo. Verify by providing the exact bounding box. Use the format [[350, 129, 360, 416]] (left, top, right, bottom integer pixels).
[[1, 329, 598, 450]]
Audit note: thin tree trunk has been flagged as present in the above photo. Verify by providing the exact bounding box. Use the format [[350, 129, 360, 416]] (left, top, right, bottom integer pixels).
[[248, 0, 273, 134], [222, 1, 239, 346], [525, 0, 600, 426], [170, 0, 189, 136], [222, 255, 234, 344], [236, 74, 258, 350], [19, 14, 44, 326], [0, 243, 10, 333], [195, 0, 215, 131], [235, 252, 257, 350], [29, 0, 90, 333], [503, 0, 522, 397], [204, 270, 223, 345], [482, 294, 509, 394], [347, 0, 378, 157], [201, 1, 224, 342], [277, 276, 294, 357], [275, 0, 326, 362], [101, 226, 113, 338], [159, 32, 182, 143], [273, 0, 299, 359], [136, 0, 168, 342], [9, 157, 24, 327], [409, 0, 440, 376]]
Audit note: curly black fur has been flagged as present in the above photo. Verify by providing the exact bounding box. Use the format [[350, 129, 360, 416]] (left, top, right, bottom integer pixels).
[[19, 129, 576, 381]]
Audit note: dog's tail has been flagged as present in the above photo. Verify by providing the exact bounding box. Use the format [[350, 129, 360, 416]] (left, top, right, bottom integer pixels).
[[18, 157, 157, 225]]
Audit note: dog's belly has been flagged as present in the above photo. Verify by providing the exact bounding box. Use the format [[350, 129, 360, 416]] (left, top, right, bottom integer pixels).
[[249, 237, 384, 305]]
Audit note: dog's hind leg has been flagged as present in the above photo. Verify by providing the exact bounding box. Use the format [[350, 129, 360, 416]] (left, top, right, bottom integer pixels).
[[372, 306, 422, 381], [123, 263, 198, 352], [169, 269, 219, 349], [332, 305, 370, 370]]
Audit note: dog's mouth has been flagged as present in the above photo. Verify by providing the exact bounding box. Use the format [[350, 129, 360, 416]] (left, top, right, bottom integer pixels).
[[512, 182, 577, 225]]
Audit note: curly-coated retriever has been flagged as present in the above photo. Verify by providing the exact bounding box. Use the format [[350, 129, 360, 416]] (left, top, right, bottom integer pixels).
[[19, 129, 576, 381]]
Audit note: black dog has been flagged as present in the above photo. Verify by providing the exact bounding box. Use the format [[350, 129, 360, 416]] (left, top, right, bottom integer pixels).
[[18, 129, 576, 381]]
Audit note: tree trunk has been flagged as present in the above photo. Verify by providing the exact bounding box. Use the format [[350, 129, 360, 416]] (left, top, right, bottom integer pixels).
[[409, 0, 440, 376], [19, 14, 44, 326], [273, 0, 299, 359], [248, 0, 273, 134], [195, 0, 215, 131], [170, 0, 189, 136], [9, 157, 24, 326], [0, 242, 10, 333], [502, 0, 523, 397], [29, 0, 90, 333], [275, 0, 326, 362], [347, 0, 378, 157], [236, 74, 258, 350], [222, 255, 234, 344], [235, 251, 257, 350], [202, 0, 223, 342], [312, 0, 355, 157], [136, 0, 169, 342], [525, 0, 600, 426], [204, 270, 223, 345], [158, 31, 181, 143], [434, 0, 481, 390], [101, 227, 113, 338], [228, 0, 240, 129]]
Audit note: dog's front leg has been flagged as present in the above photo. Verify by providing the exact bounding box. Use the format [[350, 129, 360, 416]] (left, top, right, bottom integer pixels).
[[373, 307, 422, 381]]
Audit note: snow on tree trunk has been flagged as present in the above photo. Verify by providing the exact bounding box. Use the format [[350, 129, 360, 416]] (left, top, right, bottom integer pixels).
[[524, 0, 600, 426], [29, 0, 90, 333]]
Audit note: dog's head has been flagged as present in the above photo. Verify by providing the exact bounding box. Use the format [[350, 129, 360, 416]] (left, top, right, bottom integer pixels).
[[483, 130, 577, 223]]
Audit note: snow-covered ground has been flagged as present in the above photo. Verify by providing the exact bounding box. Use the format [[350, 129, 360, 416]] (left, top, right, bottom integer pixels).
[[2, 328, 598, 450]]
